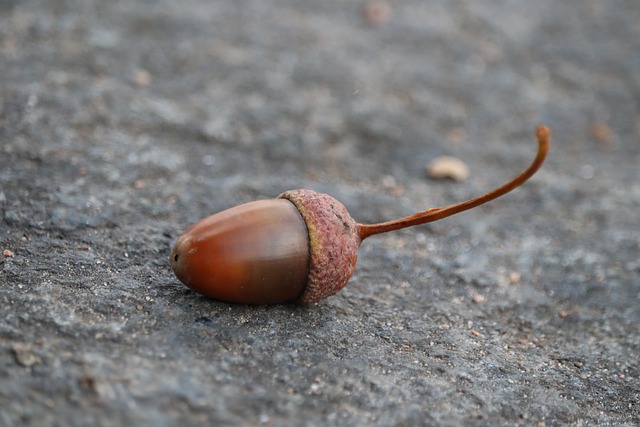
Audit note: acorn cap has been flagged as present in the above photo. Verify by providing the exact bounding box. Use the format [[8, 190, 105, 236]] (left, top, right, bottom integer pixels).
[[279, 189, 361, 304]]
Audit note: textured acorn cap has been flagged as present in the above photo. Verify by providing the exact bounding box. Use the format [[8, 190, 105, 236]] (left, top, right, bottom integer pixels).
[[278, 189, 361, 304]]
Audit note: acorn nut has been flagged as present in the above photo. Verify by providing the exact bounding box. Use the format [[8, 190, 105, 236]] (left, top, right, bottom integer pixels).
[[170, 126, 551, 305]]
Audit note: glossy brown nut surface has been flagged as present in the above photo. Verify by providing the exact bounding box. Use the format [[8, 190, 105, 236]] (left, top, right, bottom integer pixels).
[[170, 199, 310, 304]]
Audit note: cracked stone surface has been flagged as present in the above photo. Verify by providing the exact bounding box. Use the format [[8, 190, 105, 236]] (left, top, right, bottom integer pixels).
[[1, 1, 638, 426]]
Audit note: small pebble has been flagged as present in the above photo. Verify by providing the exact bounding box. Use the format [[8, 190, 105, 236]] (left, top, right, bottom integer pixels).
[[132, 68, 151, 87], [471, 293, 486, 304], [590, 121, 613, 145], [426, 156, 470, 182], [2, 249, 14, 257], [363, 1, 392, 27], [12, 343, 39, 367]]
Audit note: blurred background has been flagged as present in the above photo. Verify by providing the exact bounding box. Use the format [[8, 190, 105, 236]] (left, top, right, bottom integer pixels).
[[1, 1, 638, 425]]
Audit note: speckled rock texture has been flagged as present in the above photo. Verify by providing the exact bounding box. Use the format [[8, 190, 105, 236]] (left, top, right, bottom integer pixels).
[[1, 1, 639, 426], [279, 190, 360, 304]]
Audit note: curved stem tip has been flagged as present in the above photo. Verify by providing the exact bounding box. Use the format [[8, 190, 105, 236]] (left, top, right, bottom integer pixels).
[[357, 125, 551, 240]]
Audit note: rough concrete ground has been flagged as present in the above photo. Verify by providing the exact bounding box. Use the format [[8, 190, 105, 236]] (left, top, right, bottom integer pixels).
[[1, 0, 639, 425]]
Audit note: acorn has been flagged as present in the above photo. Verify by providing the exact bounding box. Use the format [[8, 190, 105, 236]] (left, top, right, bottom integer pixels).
[[170, 126, 551, 305]]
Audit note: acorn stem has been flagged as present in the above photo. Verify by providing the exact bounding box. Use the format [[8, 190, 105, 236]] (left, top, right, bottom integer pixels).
[[357, 125, 551, 240]]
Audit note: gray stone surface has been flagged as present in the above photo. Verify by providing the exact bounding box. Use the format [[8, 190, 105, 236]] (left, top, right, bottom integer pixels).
[[1, 1, 638, 425]]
